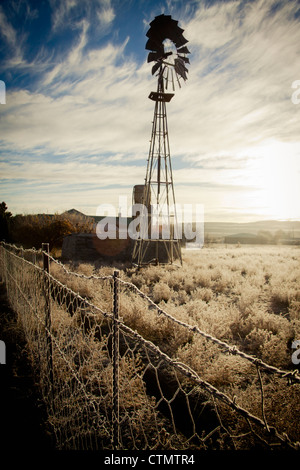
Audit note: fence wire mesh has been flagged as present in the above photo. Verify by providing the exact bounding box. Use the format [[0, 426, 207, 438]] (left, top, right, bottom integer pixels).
[[0, 242, 299, 450]]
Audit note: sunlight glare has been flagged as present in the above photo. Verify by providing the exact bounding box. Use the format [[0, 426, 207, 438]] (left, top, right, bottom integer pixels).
[[243, 140, 300, 220]]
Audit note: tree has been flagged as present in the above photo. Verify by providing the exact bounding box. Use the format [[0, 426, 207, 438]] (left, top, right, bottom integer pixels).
[[0, 202, 12, 241], [45, 218, 74, 249], [10, 211, 95, 250]]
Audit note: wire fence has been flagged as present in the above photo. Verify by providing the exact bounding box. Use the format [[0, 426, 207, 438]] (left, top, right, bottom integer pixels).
[[0, 241, 299, 451]]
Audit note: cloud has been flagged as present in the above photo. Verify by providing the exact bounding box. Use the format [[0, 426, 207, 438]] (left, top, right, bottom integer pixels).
[[50, 0, 80, 31], [0, 5, 25, 67], [97, 0, 115, 29], [0, 154, 146, 215], [0, 8, 18, 46], [1, 67, 151, 158], [0, 157, 145, 186], [1, 0, 300, 219], [5, 0, 299, 159], [171, 0, 300, 157], [49, 0, 115, 34]]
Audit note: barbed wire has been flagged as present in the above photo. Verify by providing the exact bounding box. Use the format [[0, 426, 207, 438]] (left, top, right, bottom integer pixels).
[[1, 240, 42, 256], [45, 251, 114, 281], [118, 278, 300, 384], [48, 271, 113, 319]]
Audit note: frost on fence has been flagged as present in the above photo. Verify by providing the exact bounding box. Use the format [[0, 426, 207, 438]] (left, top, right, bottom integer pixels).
[[115, 324, 220, 449], [0, 242, 299, 451]]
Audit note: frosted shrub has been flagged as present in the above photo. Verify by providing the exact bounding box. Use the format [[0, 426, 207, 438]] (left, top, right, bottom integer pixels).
[[237, 284, 260, 317], [153, 282, 172, 303], [244, 327, 272, 356], [131, 272, 147, 290], [177, 336, 221, 380], [260, 333, 292, 369], [120, 292, 146, 329], [204, 354, 254, 389], [254, 310, 291, 336], [191, 287, 213, 303], [167, 271, 185, 291], [50, 261, 92, 299], [174, 289, 189, 305], [142, 265, 163, 285], [289, 300, 300, 321], [213, 271, 234, 294], [76, 263, 94, 277]]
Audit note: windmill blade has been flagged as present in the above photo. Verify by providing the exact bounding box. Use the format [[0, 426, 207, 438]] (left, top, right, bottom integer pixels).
[[174, 58, 188, 80], [174, 32, 188, 48], [171, 67, 175, 91], [164, 67, 175, 91], [146, 14, 189, 52], [147, 51, 162, 62], [152, 61, 162, 76], [177, 46, 190, 54], [146, 37, 162, 52], [174, 69, 182, 89], [178, 55, 190, 64], [148, 50, 173, 63], [165, 66, 169, 90]]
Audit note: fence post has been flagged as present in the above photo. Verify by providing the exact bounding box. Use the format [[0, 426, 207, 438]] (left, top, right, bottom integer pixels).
[[112, 270, 120, 449], [42, 243, 54, 396]]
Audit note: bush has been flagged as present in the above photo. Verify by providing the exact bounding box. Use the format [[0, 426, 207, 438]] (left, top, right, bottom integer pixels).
[[153, 282, 172, 303], [10, 212, 94, 251]]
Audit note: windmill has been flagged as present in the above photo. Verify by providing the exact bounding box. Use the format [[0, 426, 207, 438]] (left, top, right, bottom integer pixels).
[[132, 14, 190, 267]]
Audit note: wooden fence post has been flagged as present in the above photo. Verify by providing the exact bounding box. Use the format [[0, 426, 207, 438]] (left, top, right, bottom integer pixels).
[[112, 270, 120, 449], [42, 243, 54, 395]]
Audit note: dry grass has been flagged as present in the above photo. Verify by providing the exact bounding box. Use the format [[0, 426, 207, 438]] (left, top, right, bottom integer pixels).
[[118, 245, 300, 363], [55, 244, 300, 375]]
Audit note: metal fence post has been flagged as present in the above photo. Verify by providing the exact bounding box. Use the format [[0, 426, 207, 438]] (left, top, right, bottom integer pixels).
[[42, 243, 54, 395], [112, 270, 120, 449]]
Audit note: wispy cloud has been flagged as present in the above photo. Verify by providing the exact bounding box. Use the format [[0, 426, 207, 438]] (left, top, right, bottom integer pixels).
[[49, 0, 115, 32], [0, 158, 145, 186], [172, 0, 300, 154], [1, 0, 300, 220], [97, 0, 116, 29], [0, 4, 25, 67]]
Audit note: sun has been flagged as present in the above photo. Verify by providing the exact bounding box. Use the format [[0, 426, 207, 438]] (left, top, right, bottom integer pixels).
[[244, 140, 300, 220]]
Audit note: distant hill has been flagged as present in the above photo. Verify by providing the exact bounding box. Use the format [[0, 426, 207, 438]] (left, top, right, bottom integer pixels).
[[62, 209, 88, 218], [204, 220, 300, 238]]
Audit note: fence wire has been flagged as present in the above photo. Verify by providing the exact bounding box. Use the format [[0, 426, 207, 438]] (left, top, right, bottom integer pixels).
[[0, 242, 299, 451]]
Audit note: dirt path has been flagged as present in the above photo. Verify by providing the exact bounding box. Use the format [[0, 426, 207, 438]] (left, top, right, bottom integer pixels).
[[0, 282, 55, 450]]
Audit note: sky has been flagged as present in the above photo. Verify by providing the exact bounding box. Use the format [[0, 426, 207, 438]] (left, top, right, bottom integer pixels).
[[0, 0, 300, 223]]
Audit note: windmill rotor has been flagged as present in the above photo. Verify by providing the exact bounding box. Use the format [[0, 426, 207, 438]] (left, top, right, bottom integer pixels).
[[146, 14, 190, 90]]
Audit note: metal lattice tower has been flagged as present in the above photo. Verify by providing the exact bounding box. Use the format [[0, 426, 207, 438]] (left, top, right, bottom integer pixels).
[[132, 14, 190, 267]]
